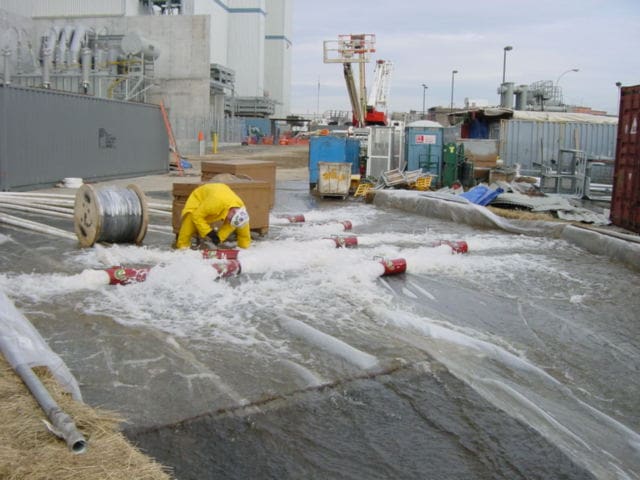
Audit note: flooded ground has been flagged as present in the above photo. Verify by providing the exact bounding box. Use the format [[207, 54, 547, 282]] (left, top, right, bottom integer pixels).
[[1, 178, 639, 479]]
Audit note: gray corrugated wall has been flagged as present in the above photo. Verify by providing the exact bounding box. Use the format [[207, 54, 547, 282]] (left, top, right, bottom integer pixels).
[[0, 85, 168, 191], [499, 119, 617, 175]]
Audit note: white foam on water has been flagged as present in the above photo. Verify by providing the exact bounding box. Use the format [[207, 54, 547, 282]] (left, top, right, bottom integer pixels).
[[0, 269, 110, 301]]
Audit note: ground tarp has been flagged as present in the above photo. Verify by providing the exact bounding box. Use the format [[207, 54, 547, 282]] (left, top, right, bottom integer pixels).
[[372, 190, 640, 270]]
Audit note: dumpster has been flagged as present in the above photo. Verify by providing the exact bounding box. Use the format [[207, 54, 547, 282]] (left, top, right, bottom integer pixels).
[[308, 136, 360, 190], [318, 162, 351, 199]]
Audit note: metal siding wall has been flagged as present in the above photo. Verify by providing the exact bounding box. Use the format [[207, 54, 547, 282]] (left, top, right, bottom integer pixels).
[[194, 0, 229, 64], [611, 85, 640, 233], [0, 0, 33, 16], [264, 0, 291, 116], [227, 2, 264, 96], [0, 85, 167, 191], [500, 119, 617, 173]]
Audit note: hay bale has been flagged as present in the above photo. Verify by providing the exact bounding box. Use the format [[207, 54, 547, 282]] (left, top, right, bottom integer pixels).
[[487, 206, 557, 222], [0, 356, 173, 480]]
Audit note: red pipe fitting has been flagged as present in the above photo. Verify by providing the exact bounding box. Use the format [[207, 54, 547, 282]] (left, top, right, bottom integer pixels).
[[202, 248, 239, 260], [430, 240, 469, 254], [284, 214, 305, 223], [211, 259, 242, 277], [105, 266, 150, 285], [328, 235, 358, 248], [378, 258, 407, 276]]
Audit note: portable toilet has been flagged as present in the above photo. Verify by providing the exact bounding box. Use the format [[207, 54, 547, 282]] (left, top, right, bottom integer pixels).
[[404, 120, 444, 184], [308, 135, 360, 190]]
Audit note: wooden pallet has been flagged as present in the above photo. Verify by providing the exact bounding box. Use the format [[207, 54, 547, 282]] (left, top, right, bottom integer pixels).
[[354, 183, 373, 197]]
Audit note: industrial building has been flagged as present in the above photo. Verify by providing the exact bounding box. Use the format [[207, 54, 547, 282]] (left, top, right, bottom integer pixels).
[[0, 0, 293, 151]]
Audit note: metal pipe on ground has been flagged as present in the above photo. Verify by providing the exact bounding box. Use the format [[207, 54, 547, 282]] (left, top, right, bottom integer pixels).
[[0, 202, 73, 219], [0, 212, 77, 240], [13, 364, 87, 454]]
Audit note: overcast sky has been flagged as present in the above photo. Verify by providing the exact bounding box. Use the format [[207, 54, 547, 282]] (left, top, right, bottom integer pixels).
[[289, 0, 639, 117]]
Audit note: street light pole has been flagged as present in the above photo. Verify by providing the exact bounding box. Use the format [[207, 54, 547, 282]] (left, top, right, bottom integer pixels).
[[450, 70, 458, 112], [502, 45, 513, 84], [421, 83, 428, 118], [556, 68, 579, 88], [555, 68, 579, 106]]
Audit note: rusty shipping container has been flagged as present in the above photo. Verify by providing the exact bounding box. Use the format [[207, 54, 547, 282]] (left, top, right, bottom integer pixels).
[[611, 85, 640, 233]]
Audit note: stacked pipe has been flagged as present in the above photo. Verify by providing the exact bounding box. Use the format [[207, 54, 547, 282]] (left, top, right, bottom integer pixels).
[[0, 191, 173, 241]]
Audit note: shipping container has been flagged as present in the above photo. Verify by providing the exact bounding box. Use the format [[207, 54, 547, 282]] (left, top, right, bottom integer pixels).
[[611, 85, 640, 233]]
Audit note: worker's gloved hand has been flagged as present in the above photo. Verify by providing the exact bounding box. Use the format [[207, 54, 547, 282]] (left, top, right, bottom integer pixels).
[[206, 230, 221, 246]]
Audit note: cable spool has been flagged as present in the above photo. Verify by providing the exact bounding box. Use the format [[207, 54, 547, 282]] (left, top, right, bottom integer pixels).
[[74, 184, 149, 247]]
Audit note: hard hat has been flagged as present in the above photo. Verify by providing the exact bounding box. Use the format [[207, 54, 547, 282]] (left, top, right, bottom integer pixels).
[[229, 207, 249, 228]]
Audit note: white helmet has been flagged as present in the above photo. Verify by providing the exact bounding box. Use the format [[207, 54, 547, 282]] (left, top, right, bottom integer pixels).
[[229, 207, 250, 228]]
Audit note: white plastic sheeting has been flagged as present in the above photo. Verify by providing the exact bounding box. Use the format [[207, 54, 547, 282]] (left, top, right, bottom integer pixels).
[[0, 290, 82, 401], [373, 190, 640, 270]]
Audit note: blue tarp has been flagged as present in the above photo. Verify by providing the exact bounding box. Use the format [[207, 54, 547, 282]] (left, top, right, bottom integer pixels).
[[459, 185, 504, 206]]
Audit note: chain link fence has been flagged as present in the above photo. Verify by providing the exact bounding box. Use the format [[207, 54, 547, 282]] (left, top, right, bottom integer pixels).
[[169, 113, 247, 153]]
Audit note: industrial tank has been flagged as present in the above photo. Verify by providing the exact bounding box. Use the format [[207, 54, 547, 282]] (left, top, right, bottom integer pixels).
[[404, 120, 444, 183]]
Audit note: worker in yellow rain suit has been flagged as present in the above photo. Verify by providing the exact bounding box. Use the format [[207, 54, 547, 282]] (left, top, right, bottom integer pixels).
[[176, 183, 251, 249]]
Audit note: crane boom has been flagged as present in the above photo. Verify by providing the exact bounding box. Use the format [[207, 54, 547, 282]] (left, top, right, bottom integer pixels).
[[343, 63, 364, 127], [367, 60, 393, 112], [323, 33, 376, 127]]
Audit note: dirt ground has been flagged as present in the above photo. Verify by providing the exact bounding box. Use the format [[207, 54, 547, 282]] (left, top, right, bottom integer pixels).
[[183, 144, 310, 181]]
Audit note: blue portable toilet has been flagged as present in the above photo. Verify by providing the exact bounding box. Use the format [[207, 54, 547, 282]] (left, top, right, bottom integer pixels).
[[404, 120, 444, 183], [308, 136, 360, 190]]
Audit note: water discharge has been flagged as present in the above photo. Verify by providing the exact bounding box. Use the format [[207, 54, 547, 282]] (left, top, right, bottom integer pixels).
[[1, 194, 639, 479]]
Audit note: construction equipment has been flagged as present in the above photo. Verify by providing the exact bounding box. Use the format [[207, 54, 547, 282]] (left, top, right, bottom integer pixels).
[[323, 34, 392, 127], [366, 59, 393, 125]]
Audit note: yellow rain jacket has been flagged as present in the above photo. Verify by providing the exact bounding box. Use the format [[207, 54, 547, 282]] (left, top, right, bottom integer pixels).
[[176, 183, 251, 249]]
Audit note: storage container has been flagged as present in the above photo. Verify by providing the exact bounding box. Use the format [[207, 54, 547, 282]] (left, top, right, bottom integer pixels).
[[611, 84, 640, 233], [201, 159, 276, 208]]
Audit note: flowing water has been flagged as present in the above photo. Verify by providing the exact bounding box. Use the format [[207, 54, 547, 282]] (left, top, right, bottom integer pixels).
[[1, 181, 639, 479]]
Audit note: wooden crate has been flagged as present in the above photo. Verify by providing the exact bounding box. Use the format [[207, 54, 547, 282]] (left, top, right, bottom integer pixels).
[[172, 180, 271, 235], [201, 159, 276, 208]]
